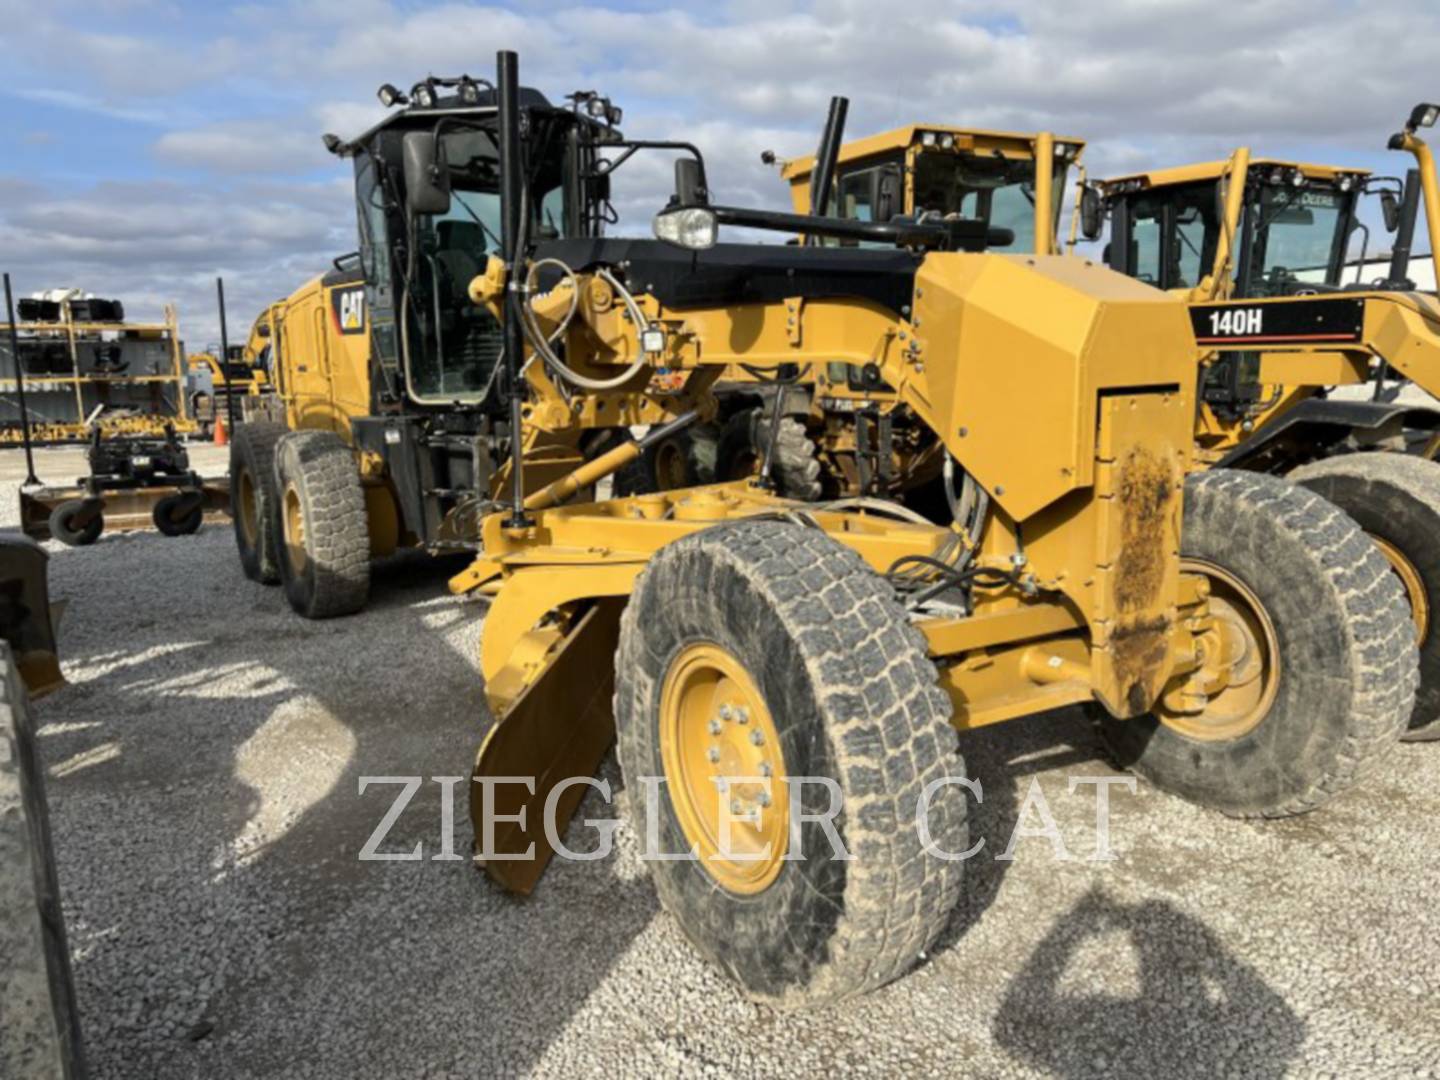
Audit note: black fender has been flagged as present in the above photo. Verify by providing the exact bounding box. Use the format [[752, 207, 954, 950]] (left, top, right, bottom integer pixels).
[[1218, 397, 1440, 471]]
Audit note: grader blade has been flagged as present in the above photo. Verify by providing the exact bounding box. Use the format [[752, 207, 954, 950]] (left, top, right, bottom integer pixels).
[[471, 599, 622, 895]]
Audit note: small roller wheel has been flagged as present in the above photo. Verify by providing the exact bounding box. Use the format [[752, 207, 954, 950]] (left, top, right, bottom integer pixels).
[[47, 500, 102, 547], [152, 492, 204, 537], [273, 431, 370, 619], [615, 520, 965, 1004]]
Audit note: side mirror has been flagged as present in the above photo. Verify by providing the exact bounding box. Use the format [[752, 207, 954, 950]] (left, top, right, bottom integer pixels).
[[402, 132, 451, 216], [869, 165, 901, 223], [1381, 190, 1401, 232], [1079, 185, 1103, 241], [674, 158, 709, 207]]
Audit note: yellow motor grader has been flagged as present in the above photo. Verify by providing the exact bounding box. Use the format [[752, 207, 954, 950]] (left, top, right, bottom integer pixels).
[[440, 53, 1416, 1006], [1090, 103, 1440, 739]]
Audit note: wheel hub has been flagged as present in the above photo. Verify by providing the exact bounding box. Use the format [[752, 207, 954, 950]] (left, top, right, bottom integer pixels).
[[1370, 533, 1430, 644], [238, 469, 258, 546], [282, 483, 307, 575], [659, 642, 788, 893], [1158, 560, 1279, 742]]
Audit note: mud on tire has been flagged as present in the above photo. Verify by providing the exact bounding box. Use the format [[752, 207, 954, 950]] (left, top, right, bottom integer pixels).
[[614, 520, 966, 1005], [231, 420, 287, 583], [1097, 469, 1417, 818], [273, 431, 370, 619], [1289, 452, 1440, 740]]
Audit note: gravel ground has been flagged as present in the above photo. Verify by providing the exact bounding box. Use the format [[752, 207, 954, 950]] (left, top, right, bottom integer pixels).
[[7, 443, 1440, 1078]]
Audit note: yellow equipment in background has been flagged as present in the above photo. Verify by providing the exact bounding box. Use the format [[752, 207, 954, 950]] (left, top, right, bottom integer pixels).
[[0, 294, 196, 444], [637, 113, 1087, 502], [1092, 103, 1440, 739]]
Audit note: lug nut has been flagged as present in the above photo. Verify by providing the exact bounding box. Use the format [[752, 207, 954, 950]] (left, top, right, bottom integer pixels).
[[707, 748, 721, 763], [708, 719, 723, 735], [757, 792, 771, 808], [759, 762, 772, 778], [736, 707, 750, 724], [749, 730, 764, 746], [719, 705, 733, 721], [731, 800, 743, 815]]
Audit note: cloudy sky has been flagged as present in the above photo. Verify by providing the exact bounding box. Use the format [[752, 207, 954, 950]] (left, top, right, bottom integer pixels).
[[1, 0, 1437, 343]]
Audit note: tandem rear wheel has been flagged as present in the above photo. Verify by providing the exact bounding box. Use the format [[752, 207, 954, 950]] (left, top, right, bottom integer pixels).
[[273, 431, 370, 619], [1288, 452, 1440, 741], [1096, 469, 1417, 818]]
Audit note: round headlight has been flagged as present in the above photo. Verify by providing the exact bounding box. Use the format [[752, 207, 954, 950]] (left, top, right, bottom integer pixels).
[[921, 131, 937, 147], [938, 133, 955, 150], [412, 83, 436, 108]]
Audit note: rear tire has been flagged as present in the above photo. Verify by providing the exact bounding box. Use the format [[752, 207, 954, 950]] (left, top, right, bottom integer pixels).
[[1289, 452, 1440, 740], [47, 500, 101, 547], [1096, 470, 1416, 818], [231, 420, 287, 583], [613, 424, 721, 496], [614, 520, 965, 1004], [273, 432, 369, 619], [715, 408, 822, 500]]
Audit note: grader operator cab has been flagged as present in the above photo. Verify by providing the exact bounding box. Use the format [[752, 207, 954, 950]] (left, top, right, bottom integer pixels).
[[230, 69, 714, 616], [1091, 104, 1440, 739], [424, 52, 1416, 1006]]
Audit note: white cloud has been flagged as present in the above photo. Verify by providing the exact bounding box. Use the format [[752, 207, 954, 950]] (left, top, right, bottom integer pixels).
[[4, 0, 1439, 346]]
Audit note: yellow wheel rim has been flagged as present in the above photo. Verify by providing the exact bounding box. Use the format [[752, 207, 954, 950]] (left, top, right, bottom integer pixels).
[[1371, 534, 1430, 644], [238, 468, 258, 547], [1160, 560, 1280, 742], [282, 482, 307, 576], [659, 642, 788, 894]]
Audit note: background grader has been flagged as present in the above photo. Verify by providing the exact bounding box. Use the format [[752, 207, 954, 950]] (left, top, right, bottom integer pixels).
[[1092, 104, 1440, 739], [409, 52, 1418, 1005], [623, 108, 1087, 505]]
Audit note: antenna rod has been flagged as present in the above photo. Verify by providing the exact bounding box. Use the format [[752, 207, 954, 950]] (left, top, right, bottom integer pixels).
[[217, 277, 238, 436]]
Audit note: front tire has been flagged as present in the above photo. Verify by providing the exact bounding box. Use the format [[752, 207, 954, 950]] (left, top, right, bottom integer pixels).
[[615, 521, 965, 1005], [273, 432, 369, 619], [1289, 452, 1440, 740], [1097, 470, 1416, 818]]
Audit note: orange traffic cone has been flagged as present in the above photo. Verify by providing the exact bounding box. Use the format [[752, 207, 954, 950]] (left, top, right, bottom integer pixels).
[[213, 416, 228, 447]]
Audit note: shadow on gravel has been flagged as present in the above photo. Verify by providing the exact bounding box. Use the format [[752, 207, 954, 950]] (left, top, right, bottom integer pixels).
[[993, 887, 1305, 1079], [930, 707, 1105, 959], [41, 531, 652, 1077]]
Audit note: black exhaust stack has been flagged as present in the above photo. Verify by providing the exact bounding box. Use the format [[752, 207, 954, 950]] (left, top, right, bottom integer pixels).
[[1389, 168, 1422, 286], [807, 96, 849, 230], [496, 49, 531, 528]]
